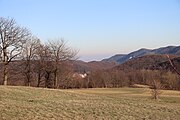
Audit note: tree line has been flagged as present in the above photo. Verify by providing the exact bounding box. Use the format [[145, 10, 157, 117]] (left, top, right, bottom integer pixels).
[[86, 69, 180, 90], [0, 17, 77, 88]]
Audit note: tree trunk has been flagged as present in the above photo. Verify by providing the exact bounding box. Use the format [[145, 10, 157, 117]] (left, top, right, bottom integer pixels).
[[28, 60, 31, 86], [37, 72, 41, 87], [3, 49, 8, 86], [55, 74, 58, 89], [45, 71, 50, 88], [3, 63, 8, 85], [54, 68, 58, 89]]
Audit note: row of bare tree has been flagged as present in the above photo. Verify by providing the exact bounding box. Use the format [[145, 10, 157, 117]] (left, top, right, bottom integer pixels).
[[0, 17, 77, 88], [85, 69, 180, 90], [35, 67, 178, 90]]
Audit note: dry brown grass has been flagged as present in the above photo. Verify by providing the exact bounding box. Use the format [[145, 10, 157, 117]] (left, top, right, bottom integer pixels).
[[0, 86, 180, 120]]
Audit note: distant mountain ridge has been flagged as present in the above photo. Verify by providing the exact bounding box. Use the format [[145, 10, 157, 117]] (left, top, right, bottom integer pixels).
[[103, 46, 180, 64], [74, 45, 180, 73], [102, 54, 126, 62]]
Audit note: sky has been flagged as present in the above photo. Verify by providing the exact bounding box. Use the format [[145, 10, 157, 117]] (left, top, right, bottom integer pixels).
[[0, 0, 180, 61]]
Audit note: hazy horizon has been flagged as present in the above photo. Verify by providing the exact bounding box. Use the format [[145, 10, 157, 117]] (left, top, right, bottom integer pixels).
[[1, 0, 180, 61], [79, 45, 180, 61]]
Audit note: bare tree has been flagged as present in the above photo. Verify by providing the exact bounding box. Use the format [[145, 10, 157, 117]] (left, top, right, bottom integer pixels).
[[0, 17, 30, 85], [21, 37, 41, 86], [151, 79, 162, 100], [146, 70, 162, 100], [34, 44, 46, 87], [43, 45, 54, 88], [48, 39, 78, 88], [34, 44, 54, 88], [58, 62, 74, 88]]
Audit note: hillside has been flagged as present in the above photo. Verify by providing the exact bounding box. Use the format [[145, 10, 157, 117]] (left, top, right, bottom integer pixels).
[[104, 46, 180, 64], [152, 56, 180, 72], [113, 54, 177, 71], [0, 86, 180, 119], [72, 60, 117, 73]]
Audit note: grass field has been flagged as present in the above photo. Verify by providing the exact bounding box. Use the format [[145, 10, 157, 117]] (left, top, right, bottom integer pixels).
[[0, 86, 180, 120]]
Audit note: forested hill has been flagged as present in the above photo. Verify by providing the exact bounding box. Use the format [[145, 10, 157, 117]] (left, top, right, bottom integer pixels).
[[113, 54, 177, 71], [103, 46, 180, 64]]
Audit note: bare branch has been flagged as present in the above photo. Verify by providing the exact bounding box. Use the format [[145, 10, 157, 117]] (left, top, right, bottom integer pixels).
[[166, 55, 180, 76], [0, 17, 31, 85]]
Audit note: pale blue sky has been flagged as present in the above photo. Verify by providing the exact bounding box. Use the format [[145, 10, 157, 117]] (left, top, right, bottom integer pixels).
[[1, 0, 180, 61]]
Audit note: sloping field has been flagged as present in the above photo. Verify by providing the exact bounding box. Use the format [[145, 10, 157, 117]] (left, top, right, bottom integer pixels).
[[0, 86, 180, 120]]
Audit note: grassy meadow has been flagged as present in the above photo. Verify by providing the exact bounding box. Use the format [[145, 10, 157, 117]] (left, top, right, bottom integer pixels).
[[0, 86, 180, 120]]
